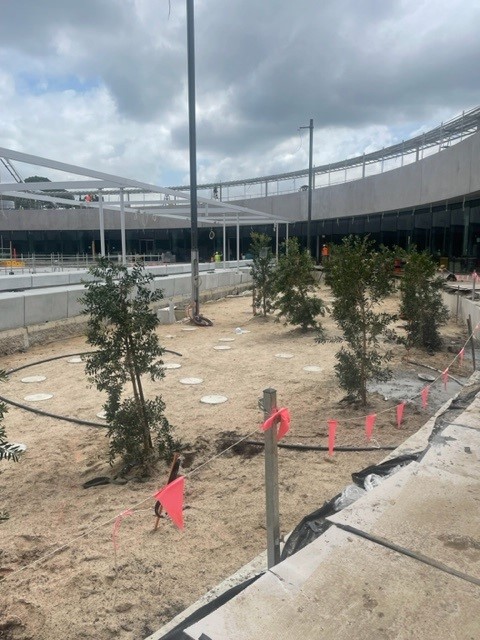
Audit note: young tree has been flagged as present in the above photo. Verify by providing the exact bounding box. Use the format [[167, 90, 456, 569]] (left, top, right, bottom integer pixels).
[[81, 259, 176, 470], [399, 248, 449, 352], [273, 237, 326, 332], [250, 232, 276, 316], [326, 235, 396, 405], [0, 371, 19, 462]]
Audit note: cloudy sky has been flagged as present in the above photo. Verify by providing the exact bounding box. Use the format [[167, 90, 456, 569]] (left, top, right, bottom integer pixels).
[[1, 0, 480, 188]]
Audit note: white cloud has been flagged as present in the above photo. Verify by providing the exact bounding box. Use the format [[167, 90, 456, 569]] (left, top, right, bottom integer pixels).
[[1, 0, 480, 186]]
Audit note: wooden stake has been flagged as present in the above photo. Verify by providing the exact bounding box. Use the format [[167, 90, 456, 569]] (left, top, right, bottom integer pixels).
[[263, 388, 280, 568], [154, 453, 180, 531]]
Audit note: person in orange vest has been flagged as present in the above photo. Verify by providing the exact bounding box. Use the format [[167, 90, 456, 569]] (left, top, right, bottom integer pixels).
[[321, 244, 329, 262]]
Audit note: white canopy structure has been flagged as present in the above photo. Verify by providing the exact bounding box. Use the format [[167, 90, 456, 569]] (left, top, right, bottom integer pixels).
[[0, 146, 290, 264]]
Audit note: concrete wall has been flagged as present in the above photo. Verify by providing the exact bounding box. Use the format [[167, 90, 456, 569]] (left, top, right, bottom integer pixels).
[[0, 267, 252, 333], [0, 261, 252, 293], [2, 132, 480, 233], [233, 131, 480, 222]]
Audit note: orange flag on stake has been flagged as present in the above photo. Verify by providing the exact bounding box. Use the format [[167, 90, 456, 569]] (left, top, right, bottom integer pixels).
[[327, 420, 337, 456], [459, 347, 465, 364], [396, 402, 406, 428], [261, 407, 291, 441], [153, 476, 185, 530], [421, 386, 429, 409], [365, 414, 376, 441]]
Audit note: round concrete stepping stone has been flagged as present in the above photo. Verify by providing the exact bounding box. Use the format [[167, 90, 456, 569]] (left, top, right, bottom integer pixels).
[[200, 395, 228, 405], [303, 366, 323, 373], [181, 327, 197, 331], [213, 345, 232, 351], [162, 362, 182, 369], [96, 411, 107, 420], [275, 353, 294, 359], [21, 375, 47, 383], [67, 356, 83, 363], [24, 393, 53, 402], [218, 338, 235, 342], [180, 377, 203, 385]]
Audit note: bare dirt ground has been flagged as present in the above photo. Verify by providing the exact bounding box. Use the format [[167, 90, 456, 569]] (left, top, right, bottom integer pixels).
[[0, 284, 471, 639]]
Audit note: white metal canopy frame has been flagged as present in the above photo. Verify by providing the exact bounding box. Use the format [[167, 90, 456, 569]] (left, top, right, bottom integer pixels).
[[0, 146, 289, 264]]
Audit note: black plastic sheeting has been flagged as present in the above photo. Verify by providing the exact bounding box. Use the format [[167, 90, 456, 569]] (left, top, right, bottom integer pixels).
[[157, 573, 264, 640], [280, 452, 421, 561]]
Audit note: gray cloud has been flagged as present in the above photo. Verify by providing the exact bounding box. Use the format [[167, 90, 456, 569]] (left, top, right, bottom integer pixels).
[[1, 0, 480, 183]]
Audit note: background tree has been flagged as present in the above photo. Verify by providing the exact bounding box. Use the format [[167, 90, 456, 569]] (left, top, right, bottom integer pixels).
[[81, 259, 176, 471], [326, 235, 396, 405], [273, 237, 326, 332], [15, 176, 76, 210], [399, 248, 449, 352], [250, 232, 276, 316]]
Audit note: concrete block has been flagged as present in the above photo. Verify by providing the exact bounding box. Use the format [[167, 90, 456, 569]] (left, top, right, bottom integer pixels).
[[24, 288, 69, 325], [67, 286, 86, 318], [157, 304, 175, 325], [0, 292, 25, 330], [173, 275, 191, 297], [32, 273, 70, 288], [0, 275, 32, 292]]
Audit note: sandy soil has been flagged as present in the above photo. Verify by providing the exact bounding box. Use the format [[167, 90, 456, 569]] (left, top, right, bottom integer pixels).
[[0, 284, 471, 639]]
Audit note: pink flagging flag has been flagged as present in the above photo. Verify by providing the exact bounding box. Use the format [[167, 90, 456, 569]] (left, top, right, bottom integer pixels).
[[365, 414, 376, 441], [442, 368, 449, 390], [261, 407, 291, 441], [396, 402, 406, 428], [327, 420, 337, 456], [112, 509, 134, 552], [459, 348, 465, 365], [153, 477, 185, 530], [421, 386, 429, 409]]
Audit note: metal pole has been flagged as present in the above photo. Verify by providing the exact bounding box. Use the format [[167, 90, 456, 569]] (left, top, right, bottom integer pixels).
[[263, 387, 280, 569], [223, 214, 226, 270], [286, 222, 289, 254], [186, 0, 200, 316], [98, 190, 105, 257], [236, 213, 240, 272], [275, 223, 279, 262], [300, 119, 314, 253], [119, 188, 126, 265]]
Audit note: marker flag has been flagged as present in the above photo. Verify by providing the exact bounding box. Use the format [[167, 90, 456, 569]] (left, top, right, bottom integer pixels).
[[327, 419, 337, 456], [261, 407, 291, 441], [459, 347, 465, 365], [396, 402, 406, 428], [153, 476, 185, 530], [421, 386, 429, 409], [442, 368, 449, 390], [365, 414, 376, 441], [112, 509, 134, 552]]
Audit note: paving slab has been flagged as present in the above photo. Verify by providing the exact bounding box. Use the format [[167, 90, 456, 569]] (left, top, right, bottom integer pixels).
[[329, 461, 480, 581], [185, 528, 480, 640]]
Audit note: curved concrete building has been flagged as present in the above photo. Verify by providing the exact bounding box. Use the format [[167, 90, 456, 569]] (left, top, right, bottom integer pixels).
[[1, 107, 480, 270]]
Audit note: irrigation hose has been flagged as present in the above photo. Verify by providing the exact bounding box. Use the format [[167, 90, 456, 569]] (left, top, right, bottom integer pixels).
[[6, 349, 183, 375], [2, 349, 183, 429], [242, 440, 397, 452]]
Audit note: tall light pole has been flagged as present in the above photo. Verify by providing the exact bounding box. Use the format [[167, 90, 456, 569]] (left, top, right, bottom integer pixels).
[[300, 118, 314, 253], [186, 0, 200, 316]]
